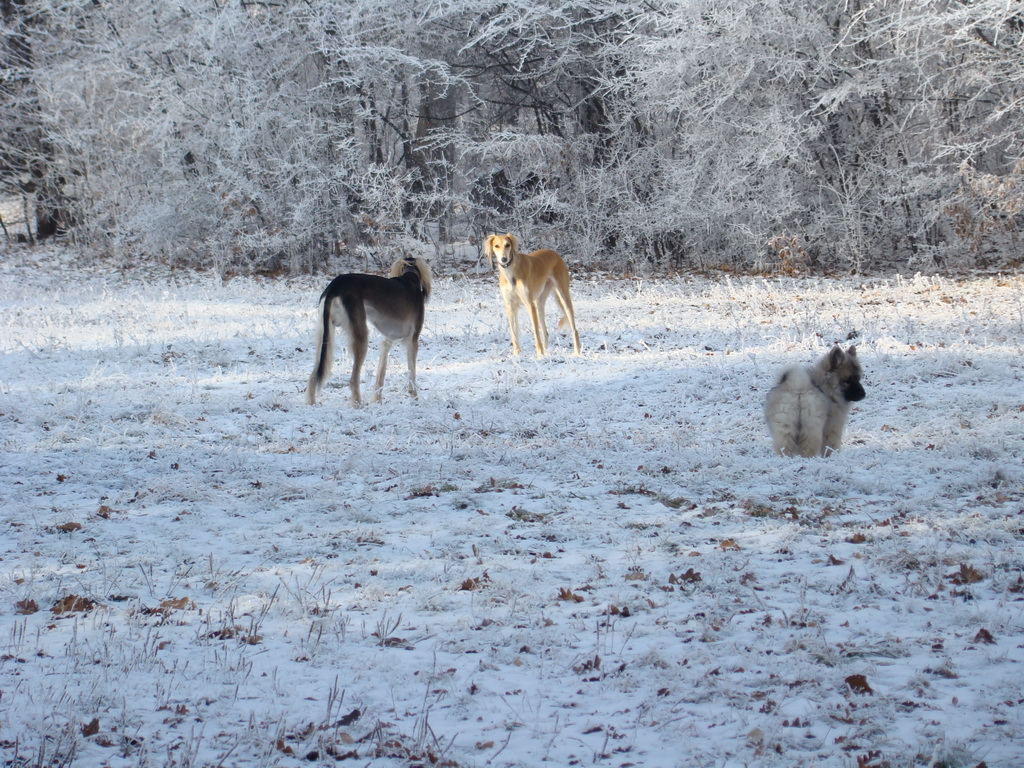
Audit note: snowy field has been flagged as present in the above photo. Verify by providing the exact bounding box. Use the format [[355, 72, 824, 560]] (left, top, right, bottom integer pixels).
[[1, 246, 1023, 768]]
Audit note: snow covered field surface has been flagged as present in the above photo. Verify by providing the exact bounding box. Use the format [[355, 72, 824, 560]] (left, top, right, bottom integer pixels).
[[2, 247, 1023, 768]]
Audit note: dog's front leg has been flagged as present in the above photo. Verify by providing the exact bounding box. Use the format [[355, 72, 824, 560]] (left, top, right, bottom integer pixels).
[[821, 412, 847, 457], [373, 339, 394, 403], [504, 294, 523, 356]]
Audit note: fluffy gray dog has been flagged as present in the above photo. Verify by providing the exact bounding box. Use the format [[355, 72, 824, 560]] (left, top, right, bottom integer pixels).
[[765, 346, 865, 457]]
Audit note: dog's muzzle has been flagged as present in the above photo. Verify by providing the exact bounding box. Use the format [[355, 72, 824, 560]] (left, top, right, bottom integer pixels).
[[844, 380, 866, 402]]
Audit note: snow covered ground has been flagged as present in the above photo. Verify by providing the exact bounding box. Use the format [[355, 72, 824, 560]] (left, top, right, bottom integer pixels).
[[1, 246, 1022, 768]]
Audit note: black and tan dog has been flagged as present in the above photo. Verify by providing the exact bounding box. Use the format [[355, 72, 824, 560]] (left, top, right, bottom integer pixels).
[[483, 233, 580, 357], [305, 256, 432, 406], [764, 345, 865, 457]]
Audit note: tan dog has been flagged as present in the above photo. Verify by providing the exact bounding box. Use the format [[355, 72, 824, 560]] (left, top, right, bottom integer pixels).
[[305, 256, 432, 406], [483, 233, 581, 356], [764, 345, 865, 457]]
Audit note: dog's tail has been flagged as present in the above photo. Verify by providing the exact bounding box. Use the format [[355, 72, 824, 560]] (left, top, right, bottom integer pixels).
[[305, 292, 335, 405]]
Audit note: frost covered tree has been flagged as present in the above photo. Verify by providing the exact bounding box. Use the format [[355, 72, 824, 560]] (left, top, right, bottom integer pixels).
[[2, 0, 1023, 270], [923, 1, 1024, 263], [3, 2, 362, 269]]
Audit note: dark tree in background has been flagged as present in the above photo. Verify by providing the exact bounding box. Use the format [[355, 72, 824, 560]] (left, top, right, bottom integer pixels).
[[1, 0, 74, 242]]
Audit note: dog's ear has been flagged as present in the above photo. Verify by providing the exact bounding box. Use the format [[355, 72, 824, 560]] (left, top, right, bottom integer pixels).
[[415, 257, 433, 300], [507, 233, 519, 253], [846, 345, 858, 357], [828, 345, 846, 370], [483, 235, 496, 265]]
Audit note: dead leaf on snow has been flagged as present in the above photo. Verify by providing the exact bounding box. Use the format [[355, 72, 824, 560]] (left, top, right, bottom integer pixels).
[[948, 563, 985, 585], [334, 708, 361, 728], [973, 628, 996, 645], [207, 626, 262, 644], [845, 674, 873, 695], [146, 597, 194, 615], [52, 595, 98, 614], [15, 599, 39, 615], [670, 568, 702, 584], [405, 485, 438, 499]]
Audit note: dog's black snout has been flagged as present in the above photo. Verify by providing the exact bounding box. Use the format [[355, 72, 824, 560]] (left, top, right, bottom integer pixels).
[[844, 380, 866, 402]]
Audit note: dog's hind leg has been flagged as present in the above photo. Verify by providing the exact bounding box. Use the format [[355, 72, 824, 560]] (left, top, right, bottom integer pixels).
[[349, 338, 367, 406], [373, 338, 394, 403], [344, 298, 369, 406], [404, 336, 419, 399], [765, 403, 797, 456], [535, 284, 553, 354], [796, 393, 829, 457], [551, 274, 580, 354], [765, 386, 805, 456], [526, 300, 547, 356], [796, 432, 823, 458], [524, 284, 549, 356]]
